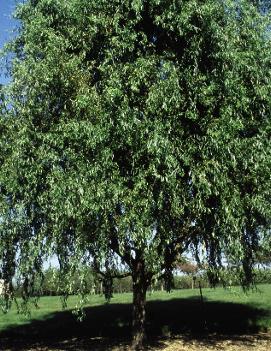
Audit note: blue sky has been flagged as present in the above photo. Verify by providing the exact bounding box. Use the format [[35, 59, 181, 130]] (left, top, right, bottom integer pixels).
[[0, 0, 20, 85]]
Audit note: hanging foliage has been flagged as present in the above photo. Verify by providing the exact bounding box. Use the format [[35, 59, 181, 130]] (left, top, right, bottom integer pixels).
[[1, 1, 271, 349]]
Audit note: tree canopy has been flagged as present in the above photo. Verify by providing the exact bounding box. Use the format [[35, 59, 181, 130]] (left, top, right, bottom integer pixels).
[[1, 0, 271, 349]]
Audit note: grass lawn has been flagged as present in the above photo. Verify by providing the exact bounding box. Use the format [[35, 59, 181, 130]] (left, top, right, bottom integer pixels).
[[0, 284, 271, 335]]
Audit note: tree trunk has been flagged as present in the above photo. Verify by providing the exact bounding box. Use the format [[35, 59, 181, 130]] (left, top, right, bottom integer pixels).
[[131, 263, 148, 351]]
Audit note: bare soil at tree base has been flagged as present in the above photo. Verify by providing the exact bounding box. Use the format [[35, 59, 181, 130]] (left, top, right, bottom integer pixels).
[[1, 333, 271, 351]]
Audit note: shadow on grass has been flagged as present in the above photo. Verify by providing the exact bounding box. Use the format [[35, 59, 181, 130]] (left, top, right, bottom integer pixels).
[[0, 296, 270, 350]]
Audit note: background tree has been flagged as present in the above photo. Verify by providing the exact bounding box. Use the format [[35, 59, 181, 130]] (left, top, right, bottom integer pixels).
[[0, 0, 271, 349], [177, 258, 199, 289]]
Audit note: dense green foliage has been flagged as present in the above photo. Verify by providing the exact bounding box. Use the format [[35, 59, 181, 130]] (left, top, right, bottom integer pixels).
[[0, 0, 271, 348]]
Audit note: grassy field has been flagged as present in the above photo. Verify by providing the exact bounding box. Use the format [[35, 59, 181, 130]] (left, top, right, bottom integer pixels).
[[1, 284, 271, 335], [0, 285, 271, 350]]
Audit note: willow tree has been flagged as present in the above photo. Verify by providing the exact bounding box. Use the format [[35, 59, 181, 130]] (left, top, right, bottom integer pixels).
[[1, 0, 271, 349]]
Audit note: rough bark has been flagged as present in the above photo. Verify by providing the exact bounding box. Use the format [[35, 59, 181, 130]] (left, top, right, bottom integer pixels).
[[131, 261, 148, 351]]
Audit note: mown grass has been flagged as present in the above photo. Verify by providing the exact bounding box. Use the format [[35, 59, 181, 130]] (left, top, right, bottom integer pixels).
[[0, 284, 271, 335]]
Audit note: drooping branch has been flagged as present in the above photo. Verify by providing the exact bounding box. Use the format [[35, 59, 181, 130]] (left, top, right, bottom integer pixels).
[[108, 213, 135, 269], [92, 254, 131, 279]]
